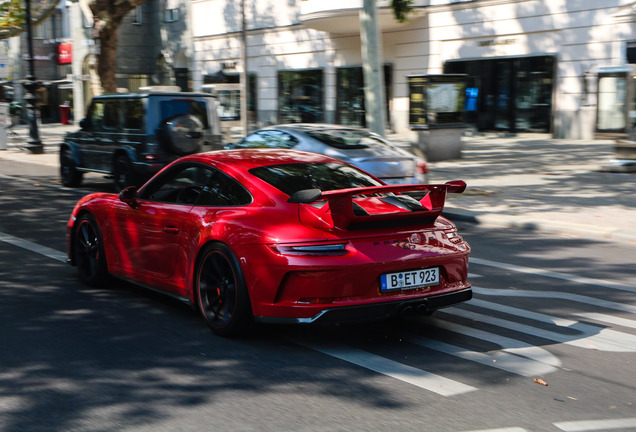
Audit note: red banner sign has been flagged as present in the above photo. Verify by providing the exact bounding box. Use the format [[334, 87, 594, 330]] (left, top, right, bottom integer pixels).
[[58, 43, 72, 65]]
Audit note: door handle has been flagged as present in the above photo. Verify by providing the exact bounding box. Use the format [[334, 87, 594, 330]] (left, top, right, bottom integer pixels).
[[163, 225, 180, 234]]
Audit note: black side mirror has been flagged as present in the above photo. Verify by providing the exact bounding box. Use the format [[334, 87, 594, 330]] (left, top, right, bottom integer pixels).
[[287, 188, 322, 204], [79, 118, 87, 129], [119, 186, 138, 207]]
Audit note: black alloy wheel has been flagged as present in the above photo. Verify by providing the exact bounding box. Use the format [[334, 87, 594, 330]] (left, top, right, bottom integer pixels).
[[74, 214, 108, 287], [60, 148, 83, 187], [195, 244, 252, 337]]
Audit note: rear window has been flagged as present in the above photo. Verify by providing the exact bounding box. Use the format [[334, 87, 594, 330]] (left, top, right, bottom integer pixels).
[[249, 162, 381, 196], [306, 130, 390, 150], [160, 99, 209, 128]]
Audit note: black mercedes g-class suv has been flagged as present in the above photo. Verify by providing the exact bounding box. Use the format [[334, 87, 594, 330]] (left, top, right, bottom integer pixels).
[[60, 90, 222, 191]]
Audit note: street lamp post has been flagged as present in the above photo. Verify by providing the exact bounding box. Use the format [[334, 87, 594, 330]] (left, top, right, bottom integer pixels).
[[23, 0, 43, 154]]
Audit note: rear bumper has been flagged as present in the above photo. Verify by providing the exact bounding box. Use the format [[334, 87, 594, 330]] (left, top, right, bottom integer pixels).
[[255, 287, 472, 325]]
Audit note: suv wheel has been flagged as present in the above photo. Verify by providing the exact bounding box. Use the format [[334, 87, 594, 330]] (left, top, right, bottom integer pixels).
[[112, 155, 137, 192], [60, 148, 83, 187]]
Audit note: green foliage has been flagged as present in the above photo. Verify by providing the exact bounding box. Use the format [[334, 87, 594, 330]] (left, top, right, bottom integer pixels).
[[391, 0, 413, 23], [0, 0, 60, 39], [0, 0, 25, 29]]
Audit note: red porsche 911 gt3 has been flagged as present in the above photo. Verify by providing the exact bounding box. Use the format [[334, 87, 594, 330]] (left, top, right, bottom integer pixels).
[[67, 149, 471, 336]]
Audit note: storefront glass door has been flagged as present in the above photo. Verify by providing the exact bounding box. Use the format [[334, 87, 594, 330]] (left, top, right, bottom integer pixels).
[[444, 55, 555, 133]]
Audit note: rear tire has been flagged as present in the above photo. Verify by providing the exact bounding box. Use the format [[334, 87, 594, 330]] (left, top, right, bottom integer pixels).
[[60, 148, 83, 187], [112, 155, 137, 192], [195, 243, 252, 337]]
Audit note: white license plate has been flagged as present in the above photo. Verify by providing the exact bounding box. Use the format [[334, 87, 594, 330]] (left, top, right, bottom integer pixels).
[[380, 267, 440, 291]]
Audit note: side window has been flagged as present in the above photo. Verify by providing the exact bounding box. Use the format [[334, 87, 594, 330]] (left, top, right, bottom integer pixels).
[[237, 132, 269, 148], [266, 131, 297, 149], [197, 169, 252, 206], [124, 99, 144, 130], [87, 101, 105, 130], [102, 101, 120, 130], [238, 131, 297, 149], [140, 164, 213, 205]]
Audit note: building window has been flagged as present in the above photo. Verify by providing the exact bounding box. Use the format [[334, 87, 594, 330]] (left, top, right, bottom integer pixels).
[[132, 5, 143, 25], [203, 73, 258, 123], [165, 8, 179, 22], [278, 70, 324, 124], [335, 65, 392, 128]]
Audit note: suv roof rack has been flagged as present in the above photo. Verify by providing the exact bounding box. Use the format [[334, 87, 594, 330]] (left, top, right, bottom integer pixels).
[[138, 86, 182, 93]]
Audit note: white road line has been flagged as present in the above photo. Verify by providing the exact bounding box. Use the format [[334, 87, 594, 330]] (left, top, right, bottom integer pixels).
[[0, 231, 66, 263], [473, 287, 636, 315], [554, 417, 636, 431], [458, 298, 636, 353], [426, 318, 561, 369], [296, 342, 477, 396], [403, 335, 556, 377], [576, 312, 636, 330], [470, 257, 636, 293], [461, 428, 528, 432]]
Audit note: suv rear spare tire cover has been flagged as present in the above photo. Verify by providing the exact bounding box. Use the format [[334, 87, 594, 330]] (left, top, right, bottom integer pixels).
[[159, 114, 204, 156]]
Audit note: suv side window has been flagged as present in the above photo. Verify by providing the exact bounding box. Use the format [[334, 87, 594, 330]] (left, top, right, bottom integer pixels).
[[103, 101, 120, 130], [87, 100, 120, 131], [86, 101, 105, 130], [124, 99, 144, 131]]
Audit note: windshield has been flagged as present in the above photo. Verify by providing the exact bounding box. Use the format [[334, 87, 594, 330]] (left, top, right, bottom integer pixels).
[[306, 130, 391, 150], [249, 162, 381, 196]]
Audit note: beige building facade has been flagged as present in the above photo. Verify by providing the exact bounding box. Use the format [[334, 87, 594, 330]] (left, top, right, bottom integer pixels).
[[59, 0, 636, 140]]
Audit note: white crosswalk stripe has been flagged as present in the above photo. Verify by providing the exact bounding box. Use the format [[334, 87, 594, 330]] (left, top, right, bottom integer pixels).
[[294, 341, 477, 396], [3, 231, 636, 401]]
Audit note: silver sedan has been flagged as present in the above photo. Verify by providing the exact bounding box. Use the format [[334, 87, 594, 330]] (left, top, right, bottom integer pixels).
[[231, 124, 429, 184]]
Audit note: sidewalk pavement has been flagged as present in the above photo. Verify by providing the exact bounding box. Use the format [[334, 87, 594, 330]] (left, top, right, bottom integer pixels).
[[1, 123, 635, 245]]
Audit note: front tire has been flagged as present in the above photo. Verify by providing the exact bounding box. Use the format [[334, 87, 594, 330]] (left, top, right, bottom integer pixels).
[[195, 243, 252, 337], [74, 214, 109, 287]]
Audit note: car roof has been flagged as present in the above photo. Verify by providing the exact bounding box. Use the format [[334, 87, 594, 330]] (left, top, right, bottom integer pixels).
[[178, 148, 347, 170], [271, 124, 374, 134], [92, 92, 215, 100]]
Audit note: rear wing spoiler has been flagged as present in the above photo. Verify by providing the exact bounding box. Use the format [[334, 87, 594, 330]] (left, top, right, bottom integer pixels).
[[288, 180, 467, 231]]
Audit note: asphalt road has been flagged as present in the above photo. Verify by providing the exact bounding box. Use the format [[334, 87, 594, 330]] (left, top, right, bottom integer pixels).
[[1, 160, 635, 432]]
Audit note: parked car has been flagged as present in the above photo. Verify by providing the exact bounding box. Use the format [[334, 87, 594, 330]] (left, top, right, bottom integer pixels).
[[230, 124, 429, 184], [66, 148, 471, 337], [60, 88, 222, 191]]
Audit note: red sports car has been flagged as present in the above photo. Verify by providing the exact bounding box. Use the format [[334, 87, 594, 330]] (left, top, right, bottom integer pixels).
[[67, 149, 471, 336]]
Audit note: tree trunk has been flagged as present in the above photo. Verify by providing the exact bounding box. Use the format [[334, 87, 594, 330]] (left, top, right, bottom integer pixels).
[[89, 0, 148, 94], [96, 20, 120, 94]]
